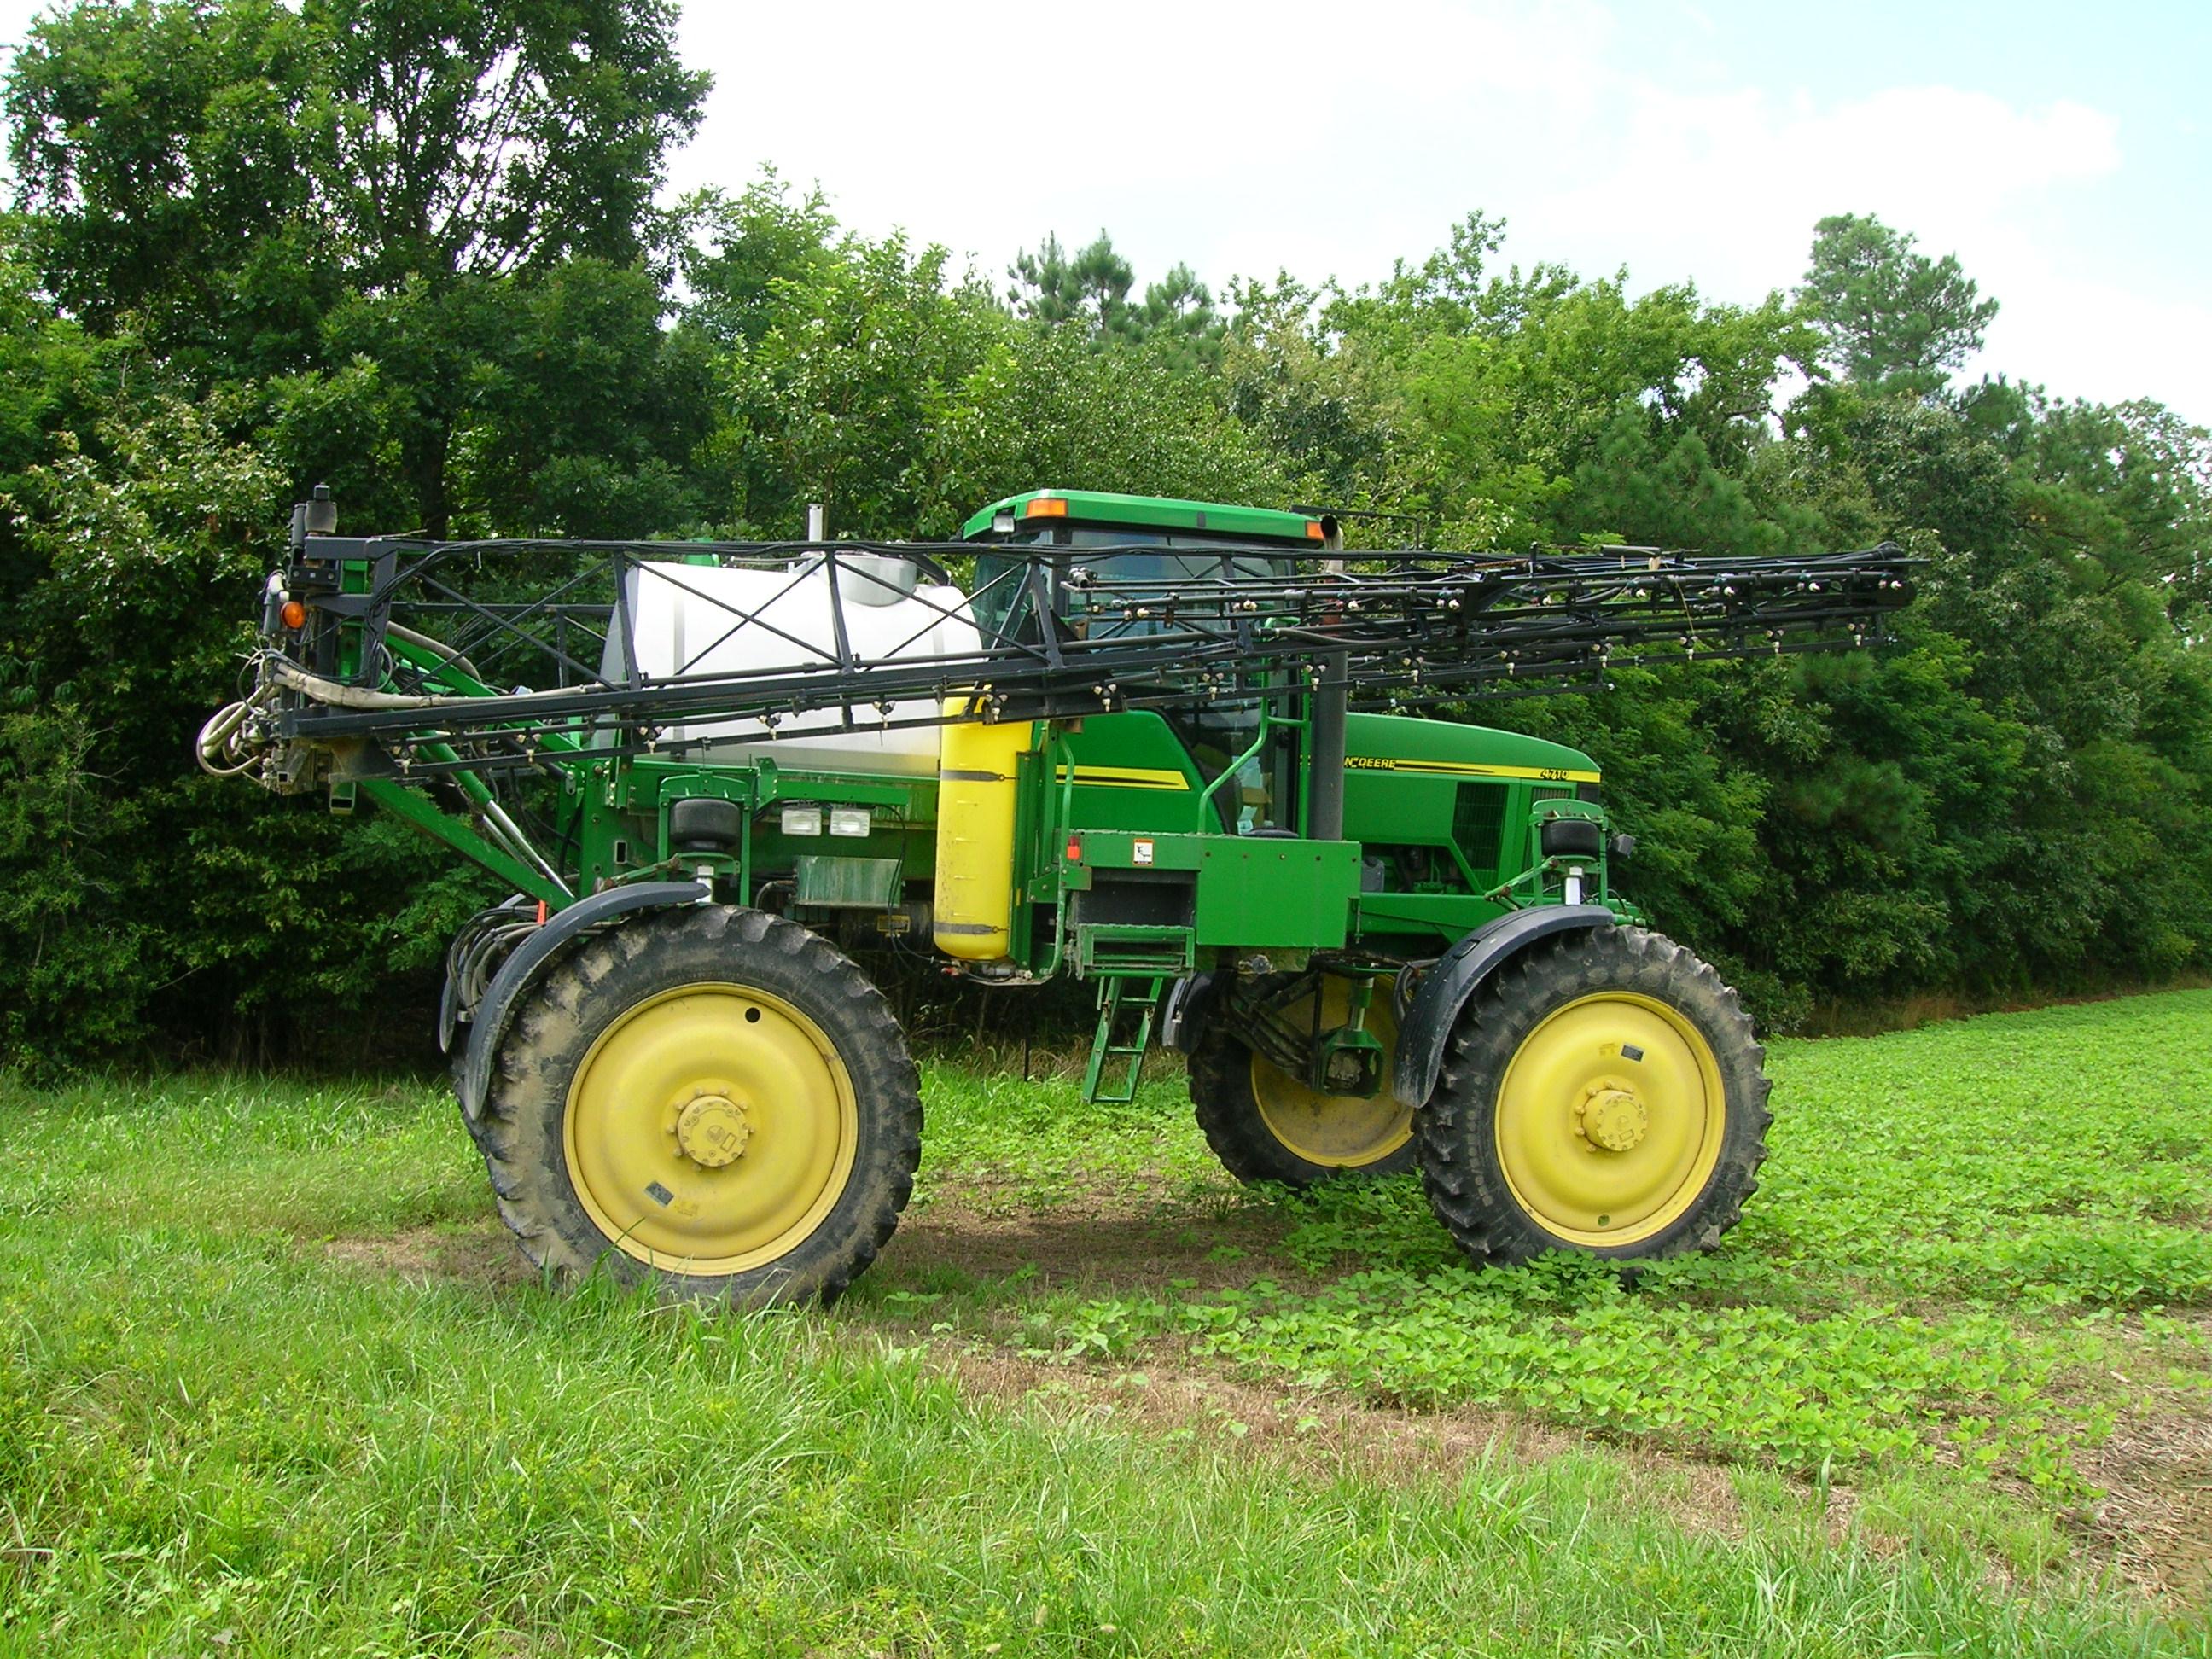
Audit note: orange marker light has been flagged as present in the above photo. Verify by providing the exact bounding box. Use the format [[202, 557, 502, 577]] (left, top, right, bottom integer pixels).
[[1022, 497, 1068, 519], [1305, 520, 1324, 540], [280, 600, 306, 629], [1065, 838, 1082, 862]]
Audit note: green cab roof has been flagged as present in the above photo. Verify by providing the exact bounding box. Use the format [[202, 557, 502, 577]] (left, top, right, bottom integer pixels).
[[960, 488, 1322, 544]]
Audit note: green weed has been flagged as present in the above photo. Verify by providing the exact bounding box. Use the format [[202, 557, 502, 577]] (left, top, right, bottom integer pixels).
[[904, 992, 2212, 1499]]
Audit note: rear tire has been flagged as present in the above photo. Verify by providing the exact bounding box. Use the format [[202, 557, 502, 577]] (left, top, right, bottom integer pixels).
[[1190, 973, 1415, 1188], [477, 904, 921, 1307], [1417, 925, 1768, 1265]]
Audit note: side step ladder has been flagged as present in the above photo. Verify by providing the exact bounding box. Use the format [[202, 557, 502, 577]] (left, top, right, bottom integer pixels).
[[1083, 975, 1167, 1106]]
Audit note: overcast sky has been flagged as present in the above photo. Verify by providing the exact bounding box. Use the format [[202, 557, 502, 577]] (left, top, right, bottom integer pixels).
[[3, 0, 2206, 422]]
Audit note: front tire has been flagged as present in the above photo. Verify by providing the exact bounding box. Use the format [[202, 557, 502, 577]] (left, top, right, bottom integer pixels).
[[478, 905, 921, 1306], [1417, 925, 1768, 1265]]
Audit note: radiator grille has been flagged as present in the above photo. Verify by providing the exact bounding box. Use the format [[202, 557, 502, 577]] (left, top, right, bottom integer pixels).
[[1452, 783, 1508, 873]]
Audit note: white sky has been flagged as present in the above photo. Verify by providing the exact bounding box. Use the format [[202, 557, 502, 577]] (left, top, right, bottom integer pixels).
[[666, 0, 2212, 424], [3, 0, 2205, 423]]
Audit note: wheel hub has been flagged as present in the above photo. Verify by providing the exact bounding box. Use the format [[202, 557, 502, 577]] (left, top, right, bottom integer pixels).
[[672, 1091, 753, 1167], [566, 983, 860, 1276], [1575, 1084, 1648, 1153]]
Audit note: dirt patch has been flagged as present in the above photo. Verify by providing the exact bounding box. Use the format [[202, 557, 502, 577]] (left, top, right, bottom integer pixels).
[[878, 1185, 1751, 1541], [2142, 1201, 2212, 1231], [879, 1193, 1303, 1295], [941, 1346, 1747, 1542], [323, 1220, 535, 1285], [2083, 1400, 2212, 1605]]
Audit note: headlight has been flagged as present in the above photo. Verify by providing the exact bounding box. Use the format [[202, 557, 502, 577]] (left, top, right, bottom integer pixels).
[[1540, 816, 1604, 860]]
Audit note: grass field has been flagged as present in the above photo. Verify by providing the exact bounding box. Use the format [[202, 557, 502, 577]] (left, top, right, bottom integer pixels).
[[1, 989, 2208, 1656]]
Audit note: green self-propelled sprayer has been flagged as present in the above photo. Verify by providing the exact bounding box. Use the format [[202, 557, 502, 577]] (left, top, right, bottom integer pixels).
[[202, 486, 1914, 1302]]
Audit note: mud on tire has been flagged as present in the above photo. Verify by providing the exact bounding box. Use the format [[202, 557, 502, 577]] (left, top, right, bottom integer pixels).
[[476, 904, 921, 1307], [1416, 924, 1769, 1266]]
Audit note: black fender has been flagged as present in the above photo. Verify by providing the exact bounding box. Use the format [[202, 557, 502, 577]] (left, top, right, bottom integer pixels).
[[456, 880, 709, 1123], [1390, 905, 1616, 1109], [1159, 972, 1216, 1055]]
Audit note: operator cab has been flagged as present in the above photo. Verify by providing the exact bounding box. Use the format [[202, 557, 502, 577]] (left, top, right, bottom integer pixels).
[[962, 489, 1330, 832], [959, 487, 1328, 642]]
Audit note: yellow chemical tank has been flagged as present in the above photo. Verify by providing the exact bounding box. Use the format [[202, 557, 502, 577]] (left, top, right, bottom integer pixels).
[[933, 699, 1032, 961]]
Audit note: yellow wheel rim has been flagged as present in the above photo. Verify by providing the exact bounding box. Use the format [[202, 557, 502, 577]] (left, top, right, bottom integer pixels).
[[564, 983, 859, 1275], [1494, 992, 1725, 1247], [1249, 976, 1410, 1168]]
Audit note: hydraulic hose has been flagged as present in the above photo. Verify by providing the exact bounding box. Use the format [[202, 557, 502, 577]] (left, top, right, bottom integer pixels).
[[195, 695, 266, 777]]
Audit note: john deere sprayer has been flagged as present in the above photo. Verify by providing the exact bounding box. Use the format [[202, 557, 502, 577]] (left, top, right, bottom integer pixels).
[[201, 486, 1913, 1303]]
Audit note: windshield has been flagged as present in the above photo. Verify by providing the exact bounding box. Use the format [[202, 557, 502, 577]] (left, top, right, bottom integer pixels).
[[968, 527, 1295, 645]]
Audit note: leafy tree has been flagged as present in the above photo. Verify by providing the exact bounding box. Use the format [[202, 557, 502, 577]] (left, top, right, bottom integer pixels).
[[1961, 381, 2212, 610], [0, 33, 2201, 1066], [1133, 263, 1225, 373], [9, 0, 705, 362], [1322, 211, 1516, 351], [1797, 213, 1999, 392], [460, 257, 717, 538], [929, 323, 1287, 527], [1218, 272, 1397, 511], [8, 0, 709, 534], [704, 210, 1267, 538], [3, 0, 329, 371], [1391, 270, 1813, 548], [711, 230, 1002, 537], [679, 172, 841, 352], [0, 385, 484, 1069]]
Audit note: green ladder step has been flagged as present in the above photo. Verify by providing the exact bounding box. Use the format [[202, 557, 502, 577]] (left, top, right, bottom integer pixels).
[[1074, 923, 1196, 975], [1083, 974, 1167, 1106]]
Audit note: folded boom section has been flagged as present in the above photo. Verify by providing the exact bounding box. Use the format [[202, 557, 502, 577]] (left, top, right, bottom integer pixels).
[[216, 531, 1916, 787]]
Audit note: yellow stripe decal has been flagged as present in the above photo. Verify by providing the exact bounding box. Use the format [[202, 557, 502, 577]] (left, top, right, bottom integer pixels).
[[1347, 757, 1602, 784], [1053, 764, 1192, 792]]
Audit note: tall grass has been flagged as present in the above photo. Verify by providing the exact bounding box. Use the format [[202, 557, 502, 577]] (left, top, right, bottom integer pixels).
[[2, 997, 2209, 1653]]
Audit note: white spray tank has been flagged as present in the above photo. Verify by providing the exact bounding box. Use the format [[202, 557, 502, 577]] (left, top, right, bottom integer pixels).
[[602, 548, 981, 777]]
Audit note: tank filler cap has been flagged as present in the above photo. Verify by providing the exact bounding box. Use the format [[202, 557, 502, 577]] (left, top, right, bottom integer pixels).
[[841, 551, 922, 606]]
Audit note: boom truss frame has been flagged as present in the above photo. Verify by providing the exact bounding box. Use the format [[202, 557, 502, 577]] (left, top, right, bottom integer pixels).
[[212, 527, 1918, 789]]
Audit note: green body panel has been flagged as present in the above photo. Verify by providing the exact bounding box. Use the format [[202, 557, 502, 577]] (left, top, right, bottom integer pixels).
[[1051, 713, 1210, 834], [1337, 711, 1603, 935], [1344, 712, 1598, 786], [1350, 891, 1511, 943], [588, 759, 938, 900], [794, 855, 903, 908], [1073, 830, 1359, 952], [961, 488, 1319, 544]]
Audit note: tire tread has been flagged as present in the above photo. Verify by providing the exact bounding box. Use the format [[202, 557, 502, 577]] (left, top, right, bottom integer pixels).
[[1414, 924, 1770, 1266], [475, 905, 922, 1307]]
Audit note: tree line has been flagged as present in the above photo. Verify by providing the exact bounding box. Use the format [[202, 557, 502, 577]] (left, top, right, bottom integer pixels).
[[0, 0, 2203, 1068]]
